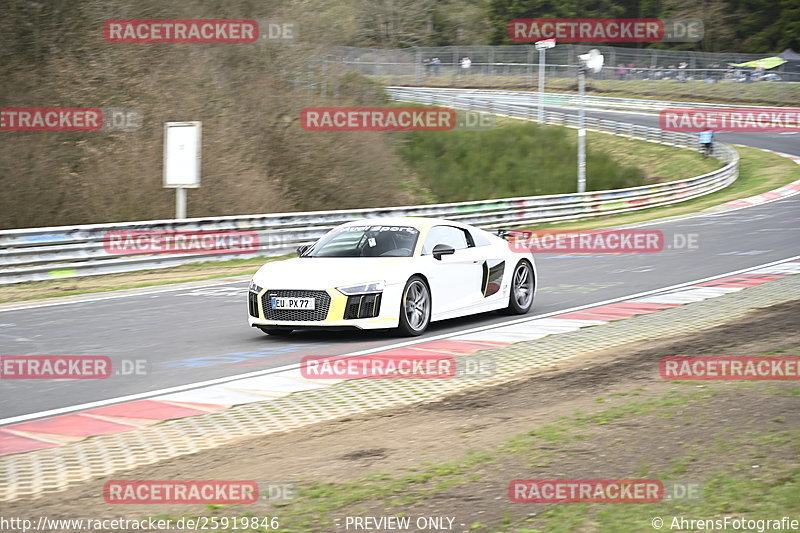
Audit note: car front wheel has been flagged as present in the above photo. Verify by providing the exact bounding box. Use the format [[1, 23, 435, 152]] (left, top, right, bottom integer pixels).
[[398, 276, 431, 336], [503, 260, 535, 315]]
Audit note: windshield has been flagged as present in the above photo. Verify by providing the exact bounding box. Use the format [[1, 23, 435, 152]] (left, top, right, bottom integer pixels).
[[305, 225, 420, 257]]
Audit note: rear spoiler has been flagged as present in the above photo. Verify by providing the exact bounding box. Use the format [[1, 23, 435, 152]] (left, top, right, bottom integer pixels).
[[495, 229, 532, 241]]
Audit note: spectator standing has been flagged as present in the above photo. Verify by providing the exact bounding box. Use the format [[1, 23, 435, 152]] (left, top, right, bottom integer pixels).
[[460, 56, 472, 76], [677, 61, 688, 82]]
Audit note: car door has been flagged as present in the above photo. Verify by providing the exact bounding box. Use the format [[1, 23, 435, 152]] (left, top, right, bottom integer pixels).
[[422, 225, 485, 317]]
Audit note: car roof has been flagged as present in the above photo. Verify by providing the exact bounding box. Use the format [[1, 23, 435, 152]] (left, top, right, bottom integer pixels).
[[341, 217, 470, 231]]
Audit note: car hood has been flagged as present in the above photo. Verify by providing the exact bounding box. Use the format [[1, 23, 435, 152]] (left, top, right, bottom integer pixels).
[[252, 257, 412, 290]]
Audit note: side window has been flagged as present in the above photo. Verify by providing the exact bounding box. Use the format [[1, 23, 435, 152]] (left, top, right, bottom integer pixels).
[[423, 226, 472, 254]]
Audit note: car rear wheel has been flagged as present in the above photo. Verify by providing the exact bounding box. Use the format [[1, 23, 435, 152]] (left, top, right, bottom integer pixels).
[[398, 276, 431, 336], [502, 260, 534, 315], [259, 326, 294, 336]]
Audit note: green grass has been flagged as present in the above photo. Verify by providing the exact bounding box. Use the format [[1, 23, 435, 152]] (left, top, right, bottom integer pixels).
[[399, 121, 721, 201], [519, 466, 800, 533], [0, 255, 289, 305], [377, 75, 800, 107], [529, 144, 798, 231], [518, 426, 800, 533]]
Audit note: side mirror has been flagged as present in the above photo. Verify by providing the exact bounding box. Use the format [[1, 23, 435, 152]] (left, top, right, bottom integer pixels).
[[432, 244, 455, 260], [296, 244, 310, 257]]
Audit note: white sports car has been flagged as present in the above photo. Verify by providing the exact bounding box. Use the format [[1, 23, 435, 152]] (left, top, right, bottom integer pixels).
[[247, 217, 536, 336]]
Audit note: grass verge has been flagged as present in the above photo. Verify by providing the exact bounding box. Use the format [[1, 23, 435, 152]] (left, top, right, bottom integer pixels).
[[528, 144, 797, 231], [400, 122, 721, 202], [0, 255, 289, 306], [380, 76, 799, 107]]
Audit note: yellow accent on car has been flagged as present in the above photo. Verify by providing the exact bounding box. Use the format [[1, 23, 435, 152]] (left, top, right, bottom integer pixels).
[[325, 288, 348, 321], [256, 288, 267, 319]]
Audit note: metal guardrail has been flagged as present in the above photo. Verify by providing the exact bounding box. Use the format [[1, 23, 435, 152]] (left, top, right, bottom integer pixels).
[[0, 88, 738, 285], [385, 86, 779, 115], [345, 61, 800, 86]]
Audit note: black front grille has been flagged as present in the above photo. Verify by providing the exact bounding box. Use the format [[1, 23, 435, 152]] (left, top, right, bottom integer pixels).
[[248, 292, 260, 317], [261, 290, 331, 322], [344, 293, 382, 319]]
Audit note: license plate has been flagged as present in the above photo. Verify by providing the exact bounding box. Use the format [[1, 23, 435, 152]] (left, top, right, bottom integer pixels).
[[270, 296, 315, 310]]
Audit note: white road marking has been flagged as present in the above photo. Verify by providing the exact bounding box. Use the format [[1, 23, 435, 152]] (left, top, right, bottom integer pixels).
[[2, 254, 798, 427]]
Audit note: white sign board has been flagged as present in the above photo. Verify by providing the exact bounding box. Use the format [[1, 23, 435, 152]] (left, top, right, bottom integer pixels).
[[163, 122, 201, 188]]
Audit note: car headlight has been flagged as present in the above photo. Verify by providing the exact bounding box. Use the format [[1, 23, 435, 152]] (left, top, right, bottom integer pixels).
[[249, 280, 263, 293], [337, 281, 385, 295]]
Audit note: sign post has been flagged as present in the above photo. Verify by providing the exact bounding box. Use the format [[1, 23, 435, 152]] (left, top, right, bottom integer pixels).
[[576, 50, 604, 194], [163, 121, 202, 219], [535, 38, 555, 123]]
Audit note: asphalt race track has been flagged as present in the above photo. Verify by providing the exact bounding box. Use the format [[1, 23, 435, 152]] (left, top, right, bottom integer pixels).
[[1, 105, 798, 423], [475, 89, 800, 155]]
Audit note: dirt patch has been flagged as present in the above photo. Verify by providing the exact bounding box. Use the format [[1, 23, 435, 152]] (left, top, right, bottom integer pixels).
[[6, 300, 799, 531]]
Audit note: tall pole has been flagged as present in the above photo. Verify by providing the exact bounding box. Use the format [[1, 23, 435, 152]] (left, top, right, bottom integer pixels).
[[577, 66, 586, 194], [538, 48, 545, 123], [176, 187, 187, 219]]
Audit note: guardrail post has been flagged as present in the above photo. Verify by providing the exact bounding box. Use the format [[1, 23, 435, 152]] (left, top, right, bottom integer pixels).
[[526, 46, 534, 87]]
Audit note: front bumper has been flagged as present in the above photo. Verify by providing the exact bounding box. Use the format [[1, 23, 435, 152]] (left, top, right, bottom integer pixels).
[[247, 285, 402, 330]]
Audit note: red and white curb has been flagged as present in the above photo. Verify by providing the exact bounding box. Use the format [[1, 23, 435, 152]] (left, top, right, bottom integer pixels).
[[721, 149, 800, 209], [2, 259, 798, 456]]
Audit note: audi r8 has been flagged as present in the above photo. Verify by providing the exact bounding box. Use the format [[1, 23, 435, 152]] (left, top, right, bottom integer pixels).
[[247, 217, 536, 336]]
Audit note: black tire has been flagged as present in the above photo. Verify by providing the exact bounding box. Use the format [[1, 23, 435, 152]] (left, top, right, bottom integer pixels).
[[397, 276, 431, 336], [502, 260, 535, 315], [259, 326, 294, 336]]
